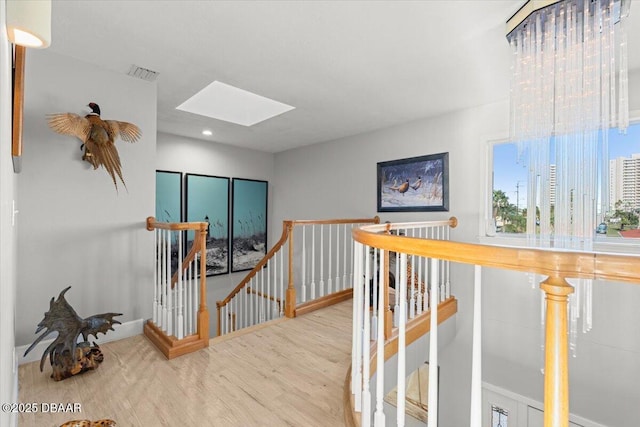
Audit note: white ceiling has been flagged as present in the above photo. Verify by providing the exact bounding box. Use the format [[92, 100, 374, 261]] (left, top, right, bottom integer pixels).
[[47, 1, 639, 153]]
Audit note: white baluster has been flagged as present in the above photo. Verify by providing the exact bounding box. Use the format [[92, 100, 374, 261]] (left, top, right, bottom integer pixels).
[[279, 250, 284, 317], [185, 261, 191, 334], [409, 233, 416, 319], [417, 231, 424, 315], [193, 252, 199, 334], [328, 224, 333, 294], [371, 247, 378, 340], [470, 265, 482, 427], [335, 223, 340, 290], [261, 266, 266, 323], [428, 258, 439, 427], [301, 225, 307, 303], [319, 224, 325, 296], [311, 225, 316, 300], [343, 224, 348, 290], [350, 224, 355, 287], [398, 253, 407, 427], [177, 230, 184, 339], [249, 278, 254, 327], [266, 264, 271, 321], [374, 248, 386, 427], [445, 225, 451, 300], [393, 251, 400, 327], [362, 245, 372, 427], [153, 229, 158, 324], [234, 294, 238, 331], [354, 246, 371, 416], [351, 243, 362, 396], [164, 230, 170, 332]]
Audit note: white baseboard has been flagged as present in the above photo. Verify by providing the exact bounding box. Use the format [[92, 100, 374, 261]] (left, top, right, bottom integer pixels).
[[16, 318, 144, 365]]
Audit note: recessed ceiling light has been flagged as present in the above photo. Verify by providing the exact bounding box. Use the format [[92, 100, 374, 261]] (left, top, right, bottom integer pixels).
[[176, 81, 295, 127], [202, 130, 213, 136]]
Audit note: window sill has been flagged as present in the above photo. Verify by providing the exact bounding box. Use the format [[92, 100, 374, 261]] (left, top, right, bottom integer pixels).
[[477, 234, 640, 256]]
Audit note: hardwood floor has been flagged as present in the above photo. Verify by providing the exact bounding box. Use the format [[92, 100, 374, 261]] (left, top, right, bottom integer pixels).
[[18, 301, 353, 427]]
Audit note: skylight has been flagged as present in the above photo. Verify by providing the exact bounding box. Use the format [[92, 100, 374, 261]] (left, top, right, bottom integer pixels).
[[176, 81, 295, 126]]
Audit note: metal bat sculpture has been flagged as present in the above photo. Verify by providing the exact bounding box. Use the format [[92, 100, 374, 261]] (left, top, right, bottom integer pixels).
[[24, 286, 122, 381]]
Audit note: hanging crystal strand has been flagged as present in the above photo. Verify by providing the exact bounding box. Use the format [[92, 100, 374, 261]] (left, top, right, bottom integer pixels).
[[569, 280, 579, 357], [618, 0, 630, 132], [586, 278, 593, 332]]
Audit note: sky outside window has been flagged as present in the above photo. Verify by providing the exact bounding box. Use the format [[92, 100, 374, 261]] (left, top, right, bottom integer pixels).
[[493, 123, 640, 208]]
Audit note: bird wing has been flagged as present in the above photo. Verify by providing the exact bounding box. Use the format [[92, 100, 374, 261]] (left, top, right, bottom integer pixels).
[[47, 113, 92, 142], [81, 313, 122, 342], [104, 120, 141, 143], [85, 139, 126, 190]]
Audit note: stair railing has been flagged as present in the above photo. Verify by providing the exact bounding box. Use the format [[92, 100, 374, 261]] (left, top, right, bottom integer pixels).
[[144, 217, 210, 359], [216, 216, 380, 336], [349, 219, 640, 427], [350, 217, 458, 427]]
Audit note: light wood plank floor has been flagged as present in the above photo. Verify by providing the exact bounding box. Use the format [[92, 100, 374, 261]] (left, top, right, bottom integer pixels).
[[18, 300, 353, 427]]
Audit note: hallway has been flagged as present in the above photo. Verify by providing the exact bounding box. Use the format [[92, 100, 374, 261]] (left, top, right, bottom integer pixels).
[[18, 301, 352, 427]]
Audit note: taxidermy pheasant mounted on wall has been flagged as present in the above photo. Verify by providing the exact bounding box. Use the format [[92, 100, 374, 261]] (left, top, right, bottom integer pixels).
[[47, 103, 141, 190]]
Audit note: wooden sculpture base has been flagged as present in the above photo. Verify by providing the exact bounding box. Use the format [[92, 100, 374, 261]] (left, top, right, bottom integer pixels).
[[51, 343, 104, 381]]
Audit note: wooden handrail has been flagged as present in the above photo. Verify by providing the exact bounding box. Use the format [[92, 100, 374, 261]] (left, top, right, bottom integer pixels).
[[217, 216, 381, 335], [352, 221, 640, 427], [353, 226, 640, 284], [217, 221, 292, 310], [147, 216, 208, 232], [290, 216, 380, 226], [246, 286, 283, 305]]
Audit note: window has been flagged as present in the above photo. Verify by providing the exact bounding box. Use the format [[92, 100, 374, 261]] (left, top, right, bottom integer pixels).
[[491, 405, 508, 427], [490, 121, 640, 242]]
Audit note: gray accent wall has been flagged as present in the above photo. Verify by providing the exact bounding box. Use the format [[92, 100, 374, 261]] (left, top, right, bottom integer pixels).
[[15, 50, 157, 346]]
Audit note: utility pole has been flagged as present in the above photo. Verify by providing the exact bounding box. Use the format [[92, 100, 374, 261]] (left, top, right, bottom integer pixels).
[[516, 181, 522, 214]]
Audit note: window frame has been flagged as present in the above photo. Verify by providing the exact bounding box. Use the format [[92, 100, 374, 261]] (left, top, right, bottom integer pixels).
[[479, 113, 640, 256]]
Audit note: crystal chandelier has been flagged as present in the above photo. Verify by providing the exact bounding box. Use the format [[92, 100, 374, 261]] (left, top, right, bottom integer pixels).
[[507, 0, 631, 357]]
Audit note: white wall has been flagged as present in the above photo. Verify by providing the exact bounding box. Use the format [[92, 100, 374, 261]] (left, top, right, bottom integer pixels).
[[274, 100, 509, 426], [0, 1, 18, 425], [156, 132, 275, 335], [15, 50, 157, 347], [273, 77, 640, 425]]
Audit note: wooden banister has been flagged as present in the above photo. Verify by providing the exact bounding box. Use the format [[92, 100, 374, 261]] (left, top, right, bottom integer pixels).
[[216, 220, 292, 320], [352, 222, 640, 427], [144, 217, 209, 359], [352, 227, 640, 285], [218, 216, 381, 335], [246, 286, 283, 306]]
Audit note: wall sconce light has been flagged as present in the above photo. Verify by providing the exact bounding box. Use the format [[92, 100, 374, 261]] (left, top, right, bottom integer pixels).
[[6, 0, 52, 48], [6, 0, 52, 172]]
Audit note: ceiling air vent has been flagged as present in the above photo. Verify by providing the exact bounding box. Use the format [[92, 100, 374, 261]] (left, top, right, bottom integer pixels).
[[127, 65, 159, 82]]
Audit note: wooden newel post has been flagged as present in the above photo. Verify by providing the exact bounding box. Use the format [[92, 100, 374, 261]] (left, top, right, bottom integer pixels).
[[285, 222, 297, 318], [540, 276, 574, 427], [197, 225, 210, 344]]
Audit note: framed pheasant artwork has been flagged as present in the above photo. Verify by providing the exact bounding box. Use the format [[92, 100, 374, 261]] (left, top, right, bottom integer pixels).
[[377, 152, 449, 212]]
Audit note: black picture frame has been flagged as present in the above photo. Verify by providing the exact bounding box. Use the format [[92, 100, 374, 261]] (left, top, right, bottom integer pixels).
[[231, 178, 268, 272], [185, 173, 230, 276], [377, 152, 449, 212]]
